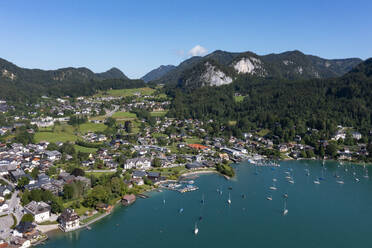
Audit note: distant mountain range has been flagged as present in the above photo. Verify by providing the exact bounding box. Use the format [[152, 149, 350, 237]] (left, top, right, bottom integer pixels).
[[0, 58, 146, 101], [141, 65, 176, 82], [147, 50, 362, 88], [0, 58, 128, 84]]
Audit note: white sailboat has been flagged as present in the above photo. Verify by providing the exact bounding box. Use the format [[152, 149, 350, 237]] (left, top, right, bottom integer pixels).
[[269, 181, 277, 190], [283, 200, 288, 216], [314, 179, 320, 184], [194, 223, 199, 235], [266, 195, 273, 201], [227, 193, 231, 204]]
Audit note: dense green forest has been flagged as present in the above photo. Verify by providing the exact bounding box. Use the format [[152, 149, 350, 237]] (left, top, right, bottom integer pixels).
[[0, 78, 146, 102], [166, 58, 372, 140]]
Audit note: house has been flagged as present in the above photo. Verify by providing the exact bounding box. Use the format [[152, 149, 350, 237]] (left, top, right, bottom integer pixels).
[[0, 240, 9, 248], [186, 162, 204, 170], [59, 208, 80, 232], [122, 194, 136, 206], [279, 144, 289, 153], [124, 158, 151, 170], [11, 238, 31, 248], [352, 131, 362, 140], [188, 144, 209, 150], [147, 171, 160, 182], [0, 185, 12, 197], [132, 170, 146, 179], [12, 222, 37, 239], [24, 201, 51, 223], [44, 150, 62, 161]]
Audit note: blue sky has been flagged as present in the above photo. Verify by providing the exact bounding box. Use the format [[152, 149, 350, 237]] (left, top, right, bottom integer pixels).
[[1, 0, 371, 78]]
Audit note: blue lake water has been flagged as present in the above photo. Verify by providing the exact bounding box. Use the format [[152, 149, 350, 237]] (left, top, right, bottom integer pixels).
[[41, 160, 372, 248]]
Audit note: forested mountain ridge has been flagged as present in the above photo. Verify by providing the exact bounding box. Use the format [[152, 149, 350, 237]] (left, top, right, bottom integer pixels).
[[166, 58, 372, 138], [0, 58, 128, 83], [0, 57, 143, 102], [141, 65, 176, 82], [153, 50, 362, 88]]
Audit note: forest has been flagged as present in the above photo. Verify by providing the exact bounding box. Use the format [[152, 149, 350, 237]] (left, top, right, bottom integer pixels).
[[166, 58, 372, 142]]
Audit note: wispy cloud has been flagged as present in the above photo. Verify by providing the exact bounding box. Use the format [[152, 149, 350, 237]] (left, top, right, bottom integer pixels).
[[188, 45, 208, 57]]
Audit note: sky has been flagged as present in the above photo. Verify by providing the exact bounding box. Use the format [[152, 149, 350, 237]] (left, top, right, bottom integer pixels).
[[1, 0, 371, 78]]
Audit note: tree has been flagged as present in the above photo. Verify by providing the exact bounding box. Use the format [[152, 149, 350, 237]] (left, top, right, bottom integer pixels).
[[47, 142, 59, 151], [152, 158, 161, 167], [326, 142, 338, 158], [71, 168, 85, 177], [63, 184, 74, 200], [17, 176, 30, 189], [105, 117, 116, 127], [30, 168, 39, 179], [367, 143, 372, 158], [46, 166, 57, 176], [21, 213, 34, 223], [124, 121, 132, 133]]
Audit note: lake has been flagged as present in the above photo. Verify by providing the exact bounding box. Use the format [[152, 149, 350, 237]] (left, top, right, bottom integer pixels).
[[41, 160, 372, 248]]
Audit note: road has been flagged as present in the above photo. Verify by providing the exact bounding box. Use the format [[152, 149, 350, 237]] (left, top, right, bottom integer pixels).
[[104, 105, 119, 118], [86, 169, 117, 173], [0, 176, 15, 188]]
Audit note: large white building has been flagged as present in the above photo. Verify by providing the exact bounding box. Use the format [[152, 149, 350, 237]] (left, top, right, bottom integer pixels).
[[24, 201, 51, 223], [59, 208, 80, 232], [124, 158, 151, 170]]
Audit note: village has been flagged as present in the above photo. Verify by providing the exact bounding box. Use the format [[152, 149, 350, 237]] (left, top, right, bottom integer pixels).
[[0, 87, 370, 247]]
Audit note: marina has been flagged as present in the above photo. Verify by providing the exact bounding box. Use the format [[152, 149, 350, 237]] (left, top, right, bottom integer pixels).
[[41, 160, 372, 248]]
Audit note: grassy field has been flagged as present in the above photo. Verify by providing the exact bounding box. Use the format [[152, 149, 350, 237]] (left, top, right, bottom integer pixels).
[[35, 124, 78, 143], [257, 129, 270, 137], [112, 112, 137, 119], [234, 95, 245, 103], [185, 137, 202, 144], [152, 132, 168, 138], [85, 171, 116, 178], [63, 201, 92, 216], [74, 145, 98, 153], [149, 165, 187, 179], [78, 123, 106, 134], [99, 87, 155, 97], [228, 120, 237, 126], [150, 110, 168, 117]]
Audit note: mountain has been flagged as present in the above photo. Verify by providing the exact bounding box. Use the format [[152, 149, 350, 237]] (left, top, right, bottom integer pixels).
[[141, 65, 176, 82], [0, 58, 143, 101], [154, 50, 362, 88], [0, 58, 128, 83], [167, 57, 372, 139], [96, 67, 128, 80]]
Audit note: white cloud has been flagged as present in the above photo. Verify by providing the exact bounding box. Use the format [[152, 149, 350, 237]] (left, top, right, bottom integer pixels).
[[188, 45, 208, 57]]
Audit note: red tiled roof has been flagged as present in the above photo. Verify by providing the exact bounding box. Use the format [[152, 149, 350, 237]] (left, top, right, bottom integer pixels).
[[188, 144, 208, 150]]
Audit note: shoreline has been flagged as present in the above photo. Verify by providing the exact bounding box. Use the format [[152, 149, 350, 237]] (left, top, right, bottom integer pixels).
[[38, 159, 365, 246]]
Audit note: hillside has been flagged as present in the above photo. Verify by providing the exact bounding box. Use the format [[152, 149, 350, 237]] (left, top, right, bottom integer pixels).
[[141, 65, 176, 82], [167, 58, 372, 136], [154, 50, 362, 88], [0, 58, 143, 101]]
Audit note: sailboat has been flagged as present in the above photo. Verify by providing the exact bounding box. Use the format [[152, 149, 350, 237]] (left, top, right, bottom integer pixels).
[[364, 169, 369, 179], [179, 208, 184, 213], [336, 180, 344, 184], [283, 200, 288, 216], [314, 179, 320, 184], [266, 195, 273, 201], [227, 193, 232, 204], [201, 194, 205, 204], [269, 181, 277, 190], [163, 199, 166, 205], [194, 223, 199, 235]]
